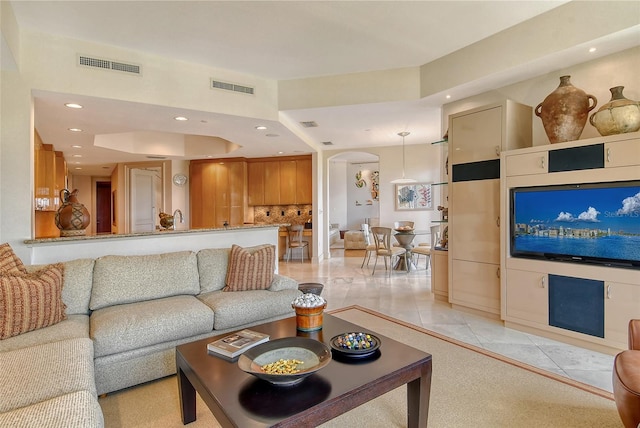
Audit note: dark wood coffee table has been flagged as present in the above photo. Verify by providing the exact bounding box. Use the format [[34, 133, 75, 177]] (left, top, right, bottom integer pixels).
[[176, 313, 432, 427]]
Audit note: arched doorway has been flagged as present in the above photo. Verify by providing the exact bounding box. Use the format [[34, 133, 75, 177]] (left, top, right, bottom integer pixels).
[[327, 152, 379, 257]]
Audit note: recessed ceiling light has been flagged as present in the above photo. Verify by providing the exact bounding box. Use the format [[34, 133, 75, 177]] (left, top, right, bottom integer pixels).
[[72, 154, 82, 158], [266, 133, 279, 137], [65, 103, 83, 109], [278, 151, 284, 154], [74, 167, 82, 170], [174, 116, 188, 121], [446, 95, 451, 99], [255, 125, 267, 130], [71, 145, 82, 149], [68, 128, 82, 132], [589, 47, 597, 53]]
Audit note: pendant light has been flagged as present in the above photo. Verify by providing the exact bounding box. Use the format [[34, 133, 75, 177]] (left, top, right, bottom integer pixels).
[[390, 131, 416, 184]]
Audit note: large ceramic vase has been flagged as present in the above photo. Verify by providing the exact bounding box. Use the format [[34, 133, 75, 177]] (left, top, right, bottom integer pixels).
[[589, 86, 640, 136], [535, 75, 597, 143], [55, 189, 90, 236]]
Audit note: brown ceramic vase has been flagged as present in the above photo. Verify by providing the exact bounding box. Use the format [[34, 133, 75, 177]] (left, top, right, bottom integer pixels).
[[55, 189, 91, 236], [535, 75, 597, 144]]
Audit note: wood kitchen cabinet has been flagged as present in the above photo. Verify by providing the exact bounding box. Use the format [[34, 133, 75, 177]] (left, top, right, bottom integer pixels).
[[190, 159, 246, 228], [247, 155, 312, 206]]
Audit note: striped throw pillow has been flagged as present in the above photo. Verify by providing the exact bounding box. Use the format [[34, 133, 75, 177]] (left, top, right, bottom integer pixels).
[[224, 244, 275, 291], [0, 263, 66, 340], [0, 243, 27, 274]]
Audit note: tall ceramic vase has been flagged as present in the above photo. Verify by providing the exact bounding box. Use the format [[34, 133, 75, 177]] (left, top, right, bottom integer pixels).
[[535, 75, 597, 144], [55, 189, 90, 236], [589, 86, 640, 136]]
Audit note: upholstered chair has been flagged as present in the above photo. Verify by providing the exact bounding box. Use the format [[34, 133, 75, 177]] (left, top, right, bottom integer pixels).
[[613, 319, 640, 428]]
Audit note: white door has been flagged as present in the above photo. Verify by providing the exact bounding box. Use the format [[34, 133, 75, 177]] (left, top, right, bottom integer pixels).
[[130, 169, 157, 233]]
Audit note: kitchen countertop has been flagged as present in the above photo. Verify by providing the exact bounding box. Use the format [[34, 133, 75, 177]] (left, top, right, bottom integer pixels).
[[25, 223, 290, 245]]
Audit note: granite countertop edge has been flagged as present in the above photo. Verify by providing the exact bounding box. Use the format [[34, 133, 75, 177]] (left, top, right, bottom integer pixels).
[[25, 224, 290, 245]]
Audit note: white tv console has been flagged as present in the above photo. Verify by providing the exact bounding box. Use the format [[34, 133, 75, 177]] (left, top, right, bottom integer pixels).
[[500, 131, 640, 354]]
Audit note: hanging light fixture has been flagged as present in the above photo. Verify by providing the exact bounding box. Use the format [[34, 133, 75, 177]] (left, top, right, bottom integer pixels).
[[391, 131, 416, 184]]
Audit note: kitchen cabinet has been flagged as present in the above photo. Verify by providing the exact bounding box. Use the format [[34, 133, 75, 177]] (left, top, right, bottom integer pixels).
[[190, 159, 246, 228], [247, 156, 312, 206], [448, 100, 531, 316]]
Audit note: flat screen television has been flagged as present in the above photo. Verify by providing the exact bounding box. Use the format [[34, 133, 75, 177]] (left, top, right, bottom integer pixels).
[[510, 180, 640, 270]]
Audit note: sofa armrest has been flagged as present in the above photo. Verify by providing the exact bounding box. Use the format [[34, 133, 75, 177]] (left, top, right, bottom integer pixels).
[[629, 319, 640, 350]]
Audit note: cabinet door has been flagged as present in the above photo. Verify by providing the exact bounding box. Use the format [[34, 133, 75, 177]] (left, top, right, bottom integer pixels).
[[431, 249, 449, 300], [605, 139, 640, 168], [450, 105, 502, 164], [247, 162, 265, 206], [264, 162, 281, 205], [190, 162, 216, 228], [279, 160, 297, 204], [450, 179, 500, 264], [228, 161, 245, 226], [214, 163, 229, 227], [450, 259, 500, 314], [505, 269, 548, 325], [605, 281, 640, 346], [505, 152, 548, 176], [296, 159, 313, 204]]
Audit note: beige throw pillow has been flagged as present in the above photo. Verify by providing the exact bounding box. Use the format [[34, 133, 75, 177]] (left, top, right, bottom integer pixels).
[[0, 263, 66, 340], [224, 244, 275, 292]]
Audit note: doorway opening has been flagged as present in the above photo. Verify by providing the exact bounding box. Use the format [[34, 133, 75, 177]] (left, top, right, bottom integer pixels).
[[95, 181, 112, 234]]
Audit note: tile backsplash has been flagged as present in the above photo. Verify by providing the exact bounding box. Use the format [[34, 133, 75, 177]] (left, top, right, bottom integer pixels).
[[253, 205, 313, 226]]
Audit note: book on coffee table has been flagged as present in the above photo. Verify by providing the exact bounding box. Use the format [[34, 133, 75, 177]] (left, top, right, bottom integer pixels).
[[207, 329, 269, 359]]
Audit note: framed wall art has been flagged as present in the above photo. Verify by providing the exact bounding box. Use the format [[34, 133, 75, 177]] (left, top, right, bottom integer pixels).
[[395, 182, 433, 211]]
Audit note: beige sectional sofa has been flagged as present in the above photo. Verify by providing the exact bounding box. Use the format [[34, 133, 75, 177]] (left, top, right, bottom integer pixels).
[[0, 246, 301, 427]]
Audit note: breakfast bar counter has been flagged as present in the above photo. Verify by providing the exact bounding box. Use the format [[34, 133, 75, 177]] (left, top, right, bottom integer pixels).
[[24, 224, 287, 265]]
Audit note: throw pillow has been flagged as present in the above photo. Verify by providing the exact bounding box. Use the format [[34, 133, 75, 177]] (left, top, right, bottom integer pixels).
[[0, 243, 27, 275], [224, 244, 275, 292], [0, 263, 66, 340]]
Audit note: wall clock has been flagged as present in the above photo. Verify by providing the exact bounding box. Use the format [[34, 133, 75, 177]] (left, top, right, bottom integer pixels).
[[172, 173, 188, 187]]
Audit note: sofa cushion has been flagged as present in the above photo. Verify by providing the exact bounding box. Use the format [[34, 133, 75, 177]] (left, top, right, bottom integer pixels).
[[90, 251, 199, 310], [224, 244, 275, 292], [0, 337, 96, 412], [0, 390, 104, 428], [198, 289, 299, 330], [0, 314, 89, 353], [268, 274, 300, 292], [27, 258, 95, 315], [90, 295, 214, 357], [0, 242, 27, 274], [0, 263, 66, 340], [197, 248, 231, 293]]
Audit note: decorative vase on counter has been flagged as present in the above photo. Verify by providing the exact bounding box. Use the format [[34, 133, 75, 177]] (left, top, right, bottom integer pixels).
[[589, 86, 640, 136], [535, 75, 597, 144], [55, 189, 90, 236]]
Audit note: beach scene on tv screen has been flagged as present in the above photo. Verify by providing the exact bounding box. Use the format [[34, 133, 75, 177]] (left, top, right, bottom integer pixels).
[[513, 184, 640, 263]]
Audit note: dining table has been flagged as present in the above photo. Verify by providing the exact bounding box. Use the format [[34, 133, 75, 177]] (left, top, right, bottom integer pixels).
[[393, 229, 429, 271]]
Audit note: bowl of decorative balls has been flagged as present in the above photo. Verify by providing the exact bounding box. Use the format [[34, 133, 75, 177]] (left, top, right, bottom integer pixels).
[[238, 337, 331, 386], [330, 332, 381, 359]]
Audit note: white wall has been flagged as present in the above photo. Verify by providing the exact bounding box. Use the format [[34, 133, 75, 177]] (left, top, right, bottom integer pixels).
[[328, 160, 347, 229], [346, 162, 379, 230]]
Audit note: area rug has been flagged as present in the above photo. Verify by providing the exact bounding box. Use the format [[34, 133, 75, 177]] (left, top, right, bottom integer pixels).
[[99, 306, 621, 427]]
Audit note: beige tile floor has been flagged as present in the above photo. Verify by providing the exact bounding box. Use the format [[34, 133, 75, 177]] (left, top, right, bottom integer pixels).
[[278, 248, 616, 393]]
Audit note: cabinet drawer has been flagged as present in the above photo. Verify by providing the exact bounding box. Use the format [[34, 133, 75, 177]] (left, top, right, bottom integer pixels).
[[505, 269, 548, 325], [505, 152, 548, 176], [450, 259, 500, 314]]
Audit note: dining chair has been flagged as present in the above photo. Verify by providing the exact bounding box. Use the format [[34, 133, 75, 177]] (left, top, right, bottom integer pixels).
[[285, 224, 309, 262], [370, 226, 407, 276], [412, 225, 440, 269], [360, 224, 377, 268]]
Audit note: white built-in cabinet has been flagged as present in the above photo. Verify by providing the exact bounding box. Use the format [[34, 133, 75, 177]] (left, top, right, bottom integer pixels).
[[501, 131, 640, 352], [448, 100, 532, 316]]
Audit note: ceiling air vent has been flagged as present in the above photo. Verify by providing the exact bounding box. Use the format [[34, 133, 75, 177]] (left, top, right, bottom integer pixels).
[[300, 121, 318, 128], [211, 79, 255, 95], [77, 54, 141, 75], [321, 141, 334, 146]]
